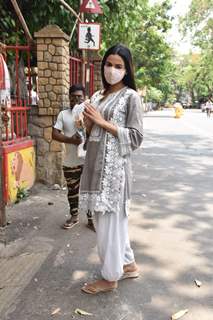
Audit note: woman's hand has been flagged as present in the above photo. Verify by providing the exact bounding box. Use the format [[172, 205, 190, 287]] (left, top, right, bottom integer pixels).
[[75, 111, 85, 129], [83, 115, 93, 134], [83, 102, 118, 137], [83, 102, 106, 128]]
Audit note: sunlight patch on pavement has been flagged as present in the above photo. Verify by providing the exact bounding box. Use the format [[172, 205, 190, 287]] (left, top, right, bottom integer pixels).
[[71, 270, 88, 281]]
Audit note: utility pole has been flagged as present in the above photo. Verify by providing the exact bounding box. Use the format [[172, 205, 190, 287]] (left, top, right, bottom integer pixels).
[[79, 0, 102, 97], [80, 0, 86, 90], [86, 50, 91, 97], [0, 103, 6, 227]]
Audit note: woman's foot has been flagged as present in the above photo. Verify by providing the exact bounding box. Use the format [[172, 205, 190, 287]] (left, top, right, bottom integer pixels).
[[120, 262, 140, 280], [81, 279, 117, 294], [123, 262, 138, 273]]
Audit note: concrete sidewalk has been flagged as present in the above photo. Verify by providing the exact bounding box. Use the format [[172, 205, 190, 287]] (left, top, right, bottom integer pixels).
[[1, 110, 213, 320]]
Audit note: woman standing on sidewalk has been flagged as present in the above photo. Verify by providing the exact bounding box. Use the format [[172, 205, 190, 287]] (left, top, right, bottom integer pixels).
[[79, 44, 143, 294]]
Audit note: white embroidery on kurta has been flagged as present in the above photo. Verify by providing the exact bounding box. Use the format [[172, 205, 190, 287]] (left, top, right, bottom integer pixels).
[[80, 89, 131, 214]]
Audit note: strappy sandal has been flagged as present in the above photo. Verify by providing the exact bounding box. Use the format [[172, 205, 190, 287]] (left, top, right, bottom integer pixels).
[[81, 281, 117, 295]]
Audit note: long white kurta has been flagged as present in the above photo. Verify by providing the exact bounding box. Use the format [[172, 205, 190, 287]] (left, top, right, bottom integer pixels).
[[79, 87, 143, 281]]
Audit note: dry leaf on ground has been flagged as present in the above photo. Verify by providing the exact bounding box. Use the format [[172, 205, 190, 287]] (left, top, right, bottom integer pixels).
[[75, 308, 93, 316], [194, 279, 202, 287], [51, 307, 61, 316], [171, 309, 189, 320]]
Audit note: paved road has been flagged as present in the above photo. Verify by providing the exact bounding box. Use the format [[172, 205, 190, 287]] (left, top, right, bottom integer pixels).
[[130, 109, 213, 319], [1, 109, 213, 320]]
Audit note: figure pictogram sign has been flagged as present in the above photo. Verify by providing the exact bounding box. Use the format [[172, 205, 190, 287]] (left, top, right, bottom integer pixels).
[[78, 23, 101, 50], [80, 0, 103, 14]]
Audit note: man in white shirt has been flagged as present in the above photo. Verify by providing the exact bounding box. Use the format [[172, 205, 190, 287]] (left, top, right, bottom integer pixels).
[[52, 84, 95, 231]]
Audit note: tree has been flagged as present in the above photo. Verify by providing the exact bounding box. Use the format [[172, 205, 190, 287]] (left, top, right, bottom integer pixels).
[[99, 0, 175, 103], [147, 87, 163, 105], [0, 0, 80, 45], [0, 0, 175, 102], [182, 0, 213, 47], [179, 0, 213, 100]]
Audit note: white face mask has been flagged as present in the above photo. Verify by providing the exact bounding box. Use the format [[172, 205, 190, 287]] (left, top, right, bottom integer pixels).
[[104, 66, 126, 85]]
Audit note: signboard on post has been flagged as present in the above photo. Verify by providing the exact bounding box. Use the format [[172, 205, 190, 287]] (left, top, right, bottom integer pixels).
[[78, 23, 101, 50], [80, 0, 103, 14]]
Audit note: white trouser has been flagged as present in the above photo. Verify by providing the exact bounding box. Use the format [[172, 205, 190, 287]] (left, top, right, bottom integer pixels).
[[95, 209, 135, 281]]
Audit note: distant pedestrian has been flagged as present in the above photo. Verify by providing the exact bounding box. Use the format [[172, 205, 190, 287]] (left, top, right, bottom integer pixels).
[[206, 98, 212, 118], [52, 84, 95, 231], [80, 44, 143, 294]]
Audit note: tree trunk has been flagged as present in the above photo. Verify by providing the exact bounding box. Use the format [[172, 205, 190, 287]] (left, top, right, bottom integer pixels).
[[10, 0, 34, 43]]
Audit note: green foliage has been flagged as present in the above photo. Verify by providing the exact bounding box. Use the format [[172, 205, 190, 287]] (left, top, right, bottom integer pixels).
[[175, 51, 213, 105], [0, 0, 79, 46], [15, 186, 29, 204], [98, 0, 175, 102], [178, 0, 213, 102], [147, 87, 163, 104], [0, 0, 175, 103], [181, 0, 213, 48]]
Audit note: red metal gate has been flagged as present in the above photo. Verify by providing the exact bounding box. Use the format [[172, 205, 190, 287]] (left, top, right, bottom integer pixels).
[[5, 44, 33, 104], [70, 55, 94, 97], [1, 44, 34, 145], [2, 100, 30, 145], [1, 44, 35, 203]]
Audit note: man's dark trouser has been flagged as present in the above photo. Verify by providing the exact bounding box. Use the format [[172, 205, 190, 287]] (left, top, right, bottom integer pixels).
[[63, 165, 92, 221]]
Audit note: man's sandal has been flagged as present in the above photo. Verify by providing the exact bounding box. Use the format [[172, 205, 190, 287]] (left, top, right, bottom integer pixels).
[[81, 280, 117, 295], [87, 220, 96, 232], [62, 218, 79, 230]]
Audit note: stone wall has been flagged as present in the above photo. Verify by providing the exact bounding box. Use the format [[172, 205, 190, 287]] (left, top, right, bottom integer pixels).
[[30, 25, 70, 185], [29, 25, 102, 185]]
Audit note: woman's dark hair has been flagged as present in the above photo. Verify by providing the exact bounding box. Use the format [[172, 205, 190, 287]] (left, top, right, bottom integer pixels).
[[101, 44, 137, 92]]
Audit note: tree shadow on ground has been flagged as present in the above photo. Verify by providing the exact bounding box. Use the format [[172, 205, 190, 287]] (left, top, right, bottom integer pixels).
[[4, 120, 213, 320], [128, 128, 213, 319]]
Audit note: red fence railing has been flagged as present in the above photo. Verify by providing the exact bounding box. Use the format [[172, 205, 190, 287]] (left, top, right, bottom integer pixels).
[[1, 44, 35, 145], [70, 56, 95, 97], [2, 100, 30, 145], [70, 56, 82, 85], [5, 44, 36, 105]]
